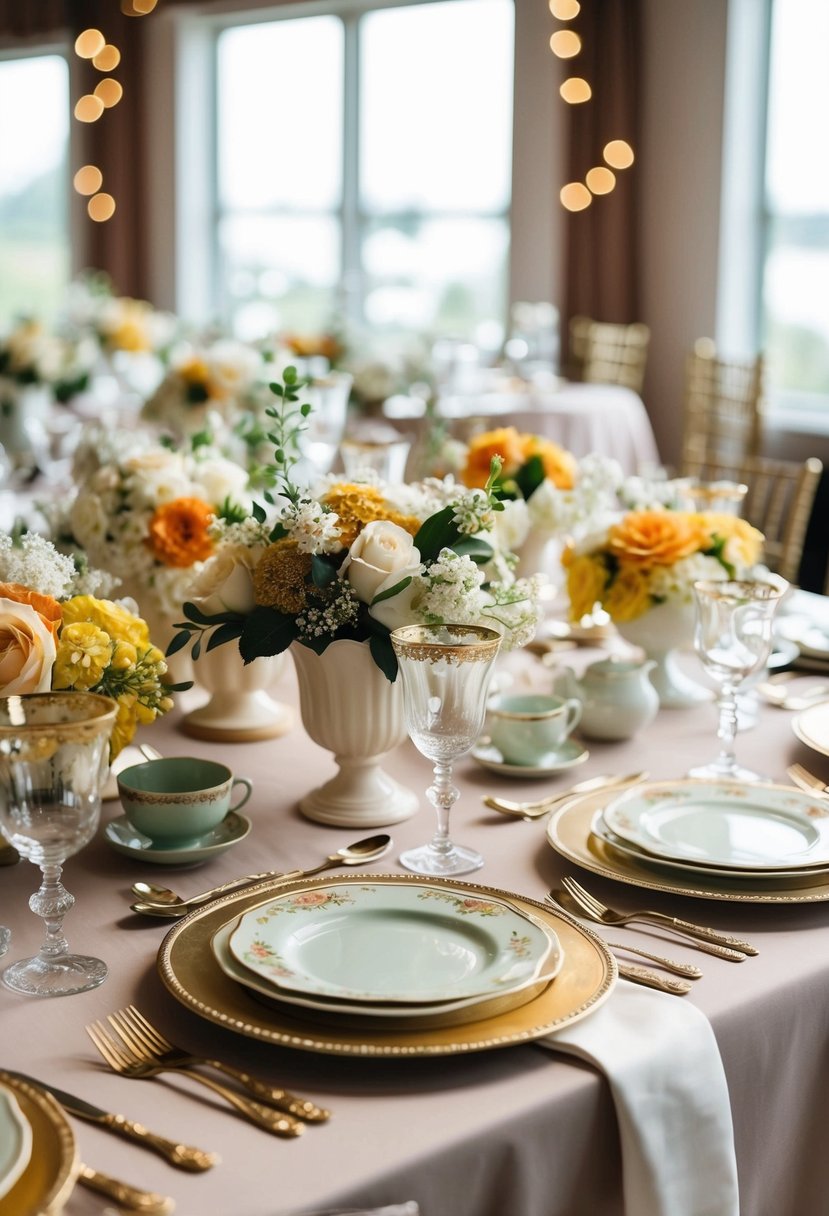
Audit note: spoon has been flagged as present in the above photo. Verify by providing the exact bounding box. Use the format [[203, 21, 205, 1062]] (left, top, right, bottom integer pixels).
[[129, 833, 393, 916], [484, 772, 648, 820], [139, 743, 163, 762]]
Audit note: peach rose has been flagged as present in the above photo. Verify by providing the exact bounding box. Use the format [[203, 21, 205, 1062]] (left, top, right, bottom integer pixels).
[[0, 594, 59, 694], [521, 436, 578, 490], [608, 510, 707, 569], [461, 428, 527, 489]]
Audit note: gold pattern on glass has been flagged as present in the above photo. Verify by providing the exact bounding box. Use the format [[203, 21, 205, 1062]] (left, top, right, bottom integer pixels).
[[74, 94, 104, 123], [94, 79, 123, 108], [604, 139, 635, 169], [560, 182, 592, 211], [550, 0, 581, 17], [88, 193, 116, 222], [93, 44, 121, 71], [73, 165, 103, 196], [549, 29, 581, 57], [74, 28, 105, 58], [586, 166, 616, 195], [560, 77, 592, 104]]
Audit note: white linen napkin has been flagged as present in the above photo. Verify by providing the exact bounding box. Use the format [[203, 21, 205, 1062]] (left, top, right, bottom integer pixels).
[[538, 979, 739, 1216]]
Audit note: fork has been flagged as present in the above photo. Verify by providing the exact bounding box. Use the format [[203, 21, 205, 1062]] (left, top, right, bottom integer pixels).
[[545, 893, 702, 977], [86, 1018, 305, 1138], [111, 1006, 329, 1122], [786, 763, 829, 798], [560, 876, 758, 959]]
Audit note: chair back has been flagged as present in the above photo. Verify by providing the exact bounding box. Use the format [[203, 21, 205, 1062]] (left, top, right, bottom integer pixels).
[[682, 454, 823, 585], [681, 343, 764, 472], [567, 316, 650, 395]]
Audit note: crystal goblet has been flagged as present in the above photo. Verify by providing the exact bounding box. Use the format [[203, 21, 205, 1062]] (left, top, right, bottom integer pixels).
[[0, 692, 117, 996], [390, 624, 502, 875], [689, 578, 787, 782]]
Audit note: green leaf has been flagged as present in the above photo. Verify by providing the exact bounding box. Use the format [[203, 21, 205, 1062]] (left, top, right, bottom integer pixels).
[[206, 620, 245, 651], [370, 575, 412, 606], [369, 633, 398, 682], [162, 679, 193, 693], [269, 382, 285, 397], [452, 536, 494, 564], [191, 637, 202, 661], [239, 607, 296, 664], [311, 554, 338, 588], [414, 505, 461, 562], [165, 630, 193, 657], [251, 500, 267, 524], [515, 454, 546, 501]]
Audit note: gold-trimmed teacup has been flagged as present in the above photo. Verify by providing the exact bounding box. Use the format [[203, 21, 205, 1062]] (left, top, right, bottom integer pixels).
[[117, 757, 252, 847], [488, 693, 582, 766]]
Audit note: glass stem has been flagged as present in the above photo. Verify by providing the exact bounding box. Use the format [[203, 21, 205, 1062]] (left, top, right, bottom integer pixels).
[[716, 683, 739, 773], [426, 761, 459, 857], [29, 862, 74, 962]]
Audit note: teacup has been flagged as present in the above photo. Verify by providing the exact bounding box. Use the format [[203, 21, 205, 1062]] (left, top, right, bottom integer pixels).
[[488, 694, 582, 766], [117, 757, 253, 847]]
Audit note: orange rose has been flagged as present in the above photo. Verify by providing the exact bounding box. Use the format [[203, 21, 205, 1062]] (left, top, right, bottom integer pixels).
[[0, 583, 61, 642], [146, 497, 215, 568], [461, 428, 527, 489], [608, 510, 707, 569], [520, 436, 577, 489]]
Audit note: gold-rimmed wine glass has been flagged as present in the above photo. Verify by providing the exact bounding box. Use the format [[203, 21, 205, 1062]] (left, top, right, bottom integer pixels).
[[390, 623, 502, 875]]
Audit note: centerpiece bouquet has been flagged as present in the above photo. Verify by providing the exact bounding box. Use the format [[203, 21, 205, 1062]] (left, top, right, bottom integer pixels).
[[0, 531, 178, 756], [169, 369, 542, 682], [140, 339, 267, 439]]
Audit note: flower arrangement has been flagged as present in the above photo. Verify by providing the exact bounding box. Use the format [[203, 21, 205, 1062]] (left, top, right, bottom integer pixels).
[[169, 369, 542, 680], [0, 532, 177, 756], [68, 439, 253, 619], [563, 508, 765, 624], [140, 340, 266, 437], [0, 320, 96, 402], [461, 426, 578, 495]]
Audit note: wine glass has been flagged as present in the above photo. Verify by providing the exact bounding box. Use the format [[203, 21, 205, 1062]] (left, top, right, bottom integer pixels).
[[689, 578, 787, 781], [0, 691, 117, 997], [390, 624, 502, 875]]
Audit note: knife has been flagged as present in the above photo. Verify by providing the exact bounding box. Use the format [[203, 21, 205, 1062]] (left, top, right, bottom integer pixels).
[[4, 1071, 218, 1171], [617, 963, 692, 995]]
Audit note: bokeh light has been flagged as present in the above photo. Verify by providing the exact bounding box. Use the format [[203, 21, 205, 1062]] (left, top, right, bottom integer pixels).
[[94, 79, 123, 108], [560, 182, 592, 211], [74, 94, 104, 123], [603, 140, 635, 169], [93, 45, 121, 72], [550, 0, 581, 18], [74, 29, 105, 59], [586, 167, 616, 194], [73, 165, 103, 196], [559, 77, 592, 104], [549, 30, 581, 58], [88, 193, 116, 222]]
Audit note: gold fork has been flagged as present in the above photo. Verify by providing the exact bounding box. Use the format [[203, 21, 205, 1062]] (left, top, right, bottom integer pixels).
[[112, 1005, 329, 1122], [560, 875, 758, 959], [86, 1018, 304, 1138]]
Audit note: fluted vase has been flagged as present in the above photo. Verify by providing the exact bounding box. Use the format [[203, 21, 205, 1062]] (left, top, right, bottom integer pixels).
[[182, 642, 293, 742], [616, 598, 712, 709], [291, 638, 419, 828]]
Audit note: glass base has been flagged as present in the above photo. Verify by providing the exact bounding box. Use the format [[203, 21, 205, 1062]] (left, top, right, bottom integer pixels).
[[399, 842, 484, 876], [687, 760, 769, 783], [2, 952, 108, 997]]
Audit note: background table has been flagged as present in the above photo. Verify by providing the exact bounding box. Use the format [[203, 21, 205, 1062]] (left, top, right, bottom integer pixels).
[[2, 641, 829, 1216]]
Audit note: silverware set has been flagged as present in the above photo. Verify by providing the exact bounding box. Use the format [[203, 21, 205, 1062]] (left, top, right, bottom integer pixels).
[[484, 771, 648, 820]]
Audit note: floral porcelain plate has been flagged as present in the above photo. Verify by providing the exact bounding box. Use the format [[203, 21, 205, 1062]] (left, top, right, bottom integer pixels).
[[0, 1082, 32, 1201], [471, 738, 589, 777], [600, 780, 829, 871], [211, 916, 563, 1029], [226, 881, 555, 1003]]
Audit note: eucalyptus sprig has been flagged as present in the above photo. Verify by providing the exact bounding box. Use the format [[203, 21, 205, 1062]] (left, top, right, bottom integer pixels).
[[264, 365, 312, 506]]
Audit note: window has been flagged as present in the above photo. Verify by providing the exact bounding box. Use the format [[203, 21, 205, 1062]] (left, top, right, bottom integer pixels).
[[0, 53, 70, 325], [213, 0, 514, 343], [761, 0, 829, 414]]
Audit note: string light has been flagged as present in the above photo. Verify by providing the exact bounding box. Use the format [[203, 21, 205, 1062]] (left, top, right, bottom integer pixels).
[[549, 0, 580, 17], [549, 30, 581, 58], [74, 29, 105, 58], [560, 183, 592, 212], [93, 45, 121, 71], [586, 166, 616, 195], [88, 193, 116, 222], [94, 79, 123, 108], [603, 140, 635, 170], [560, 77, 591, 104], [74, 94, 104, 123], [73, 165, 103, 195]]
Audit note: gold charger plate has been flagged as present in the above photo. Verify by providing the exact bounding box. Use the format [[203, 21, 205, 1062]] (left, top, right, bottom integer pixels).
[[547, 790, 829, 904], [792, 700, 829, 758], [0, 1072, 77, 1216], [158, 873, 616, 1057]]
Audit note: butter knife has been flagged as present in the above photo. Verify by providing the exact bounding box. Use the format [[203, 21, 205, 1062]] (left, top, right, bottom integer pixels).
[[77, 1164, 174, 1214], [617, 963, 692, 996], [4, 1071, 217, 1171]]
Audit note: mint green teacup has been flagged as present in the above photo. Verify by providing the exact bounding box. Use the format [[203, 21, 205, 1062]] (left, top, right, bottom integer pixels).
[[117, 757, 252, 846], [488, 694, 582, 766]]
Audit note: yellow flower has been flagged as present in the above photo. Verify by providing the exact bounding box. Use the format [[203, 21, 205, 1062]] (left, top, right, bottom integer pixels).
[[608, 510, 707, 569], [110, 639, 138, 670], [61, 596, 150, 648], [461, 428, 526, 489], [52, 622, 113, 690], [699, 513, 764, 568], [566, 554, 608, 621], [603, 566, 654, 622], [178, 357, 210, 387], [253, 539, 313, 613], [520, 436, 577, 489], [319, 483, 388, 548]]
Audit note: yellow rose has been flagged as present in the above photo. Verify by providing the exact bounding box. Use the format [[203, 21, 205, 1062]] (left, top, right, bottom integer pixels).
[[699, 513, 764, 569], [61, 596, 150, 648], [52, 622, 113, 690], [608, 510, 707, 569], [0, 596, 57, 694], [566, 554, 608, 621], [603, 566, 654, 622]]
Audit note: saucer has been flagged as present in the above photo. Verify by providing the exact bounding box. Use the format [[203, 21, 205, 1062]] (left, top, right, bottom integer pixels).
[[471, 738, 589, 777], [103, 811, 251, 866]]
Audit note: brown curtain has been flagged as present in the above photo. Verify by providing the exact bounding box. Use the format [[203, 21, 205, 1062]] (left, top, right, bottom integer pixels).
[[0, 2, 66, 37], [562, 0, 642, 327]]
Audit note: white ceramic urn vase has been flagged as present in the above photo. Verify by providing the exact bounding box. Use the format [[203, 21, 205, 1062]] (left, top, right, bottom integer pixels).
[[291, 638, 419, 828], [616, 598, 712, 709], [181, 643, 293, 743]]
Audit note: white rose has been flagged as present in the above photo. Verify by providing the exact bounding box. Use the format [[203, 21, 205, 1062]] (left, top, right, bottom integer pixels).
[[341, 521, 421, 604], [124, 450, 193, 505], [368, 569, 423, 632], [70, 491, 108, 550], [0, 598, 57, 694], [493, 498, 530, 551], [188, 546, 260, 614], [193, 457, 250, 509]]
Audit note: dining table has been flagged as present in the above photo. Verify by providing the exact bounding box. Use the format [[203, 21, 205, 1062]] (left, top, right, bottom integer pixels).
[[2, 628, 829, 1216]]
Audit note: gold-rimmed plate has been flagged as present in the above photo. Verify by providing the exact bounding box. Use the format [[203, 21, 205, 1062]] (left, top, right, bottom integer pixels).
[[547, 791, 829, 903], [0, 1072, 77, 1216], [158, 873, 616, 1057], [792, 700, 829, 758]]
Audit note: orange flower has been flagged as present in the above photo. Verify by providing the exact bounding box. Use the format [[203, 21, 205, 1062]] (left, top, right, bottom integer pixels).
[[319, 483, 388, 548], [146, 497, 215, 568], [608, 510, 707, 569], [0, 582, 61, 642], [461, 428, 526, 489], [520, 436, 577, 489]]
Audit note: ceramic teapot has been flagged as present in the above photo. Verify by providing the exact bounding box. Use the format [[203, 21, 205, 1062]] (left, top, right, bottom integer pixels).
[[552, 656, 659, 741]]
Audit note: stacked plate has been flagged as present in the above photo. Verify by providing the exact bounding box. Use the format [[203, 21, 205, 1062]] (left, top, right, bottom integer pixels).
[[590, 779, 829, 883], [210, 879, 565, 1031], [0, 1071, 76, 1216]]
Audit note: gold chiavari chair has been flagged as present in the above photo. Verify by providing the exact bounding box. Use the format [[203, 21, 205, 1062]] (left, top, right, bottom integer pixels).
[[680, 340, 764, 473], [567, 316, 651, 395]]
